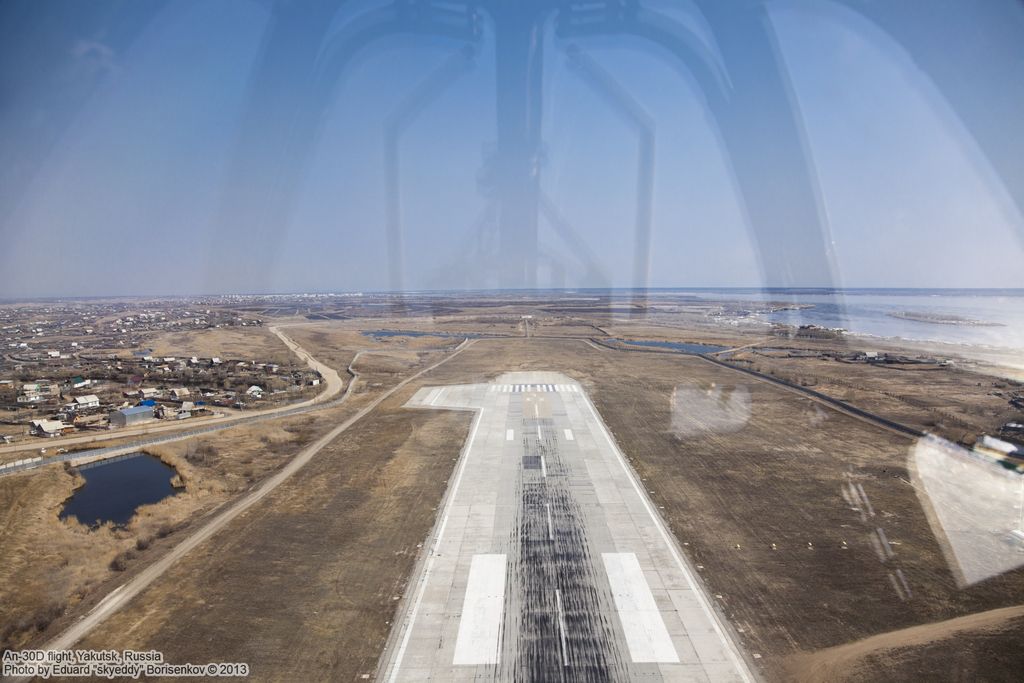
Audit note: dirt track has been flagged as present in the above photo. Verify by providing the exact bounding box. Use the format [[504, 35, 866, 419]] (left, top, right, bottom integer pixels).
[[784, 605, 1024, 682]]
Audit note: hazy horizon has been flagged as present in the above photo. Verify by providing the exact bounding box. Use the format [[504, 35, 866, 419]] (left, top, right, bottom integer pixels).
[[5, 285, 1024, 304]]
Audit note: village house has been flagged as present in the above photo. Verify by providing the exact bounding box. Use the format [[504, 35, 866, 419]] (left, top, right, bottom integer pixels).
[[30, 419, 72, 437], [72, 394, 100, 410]]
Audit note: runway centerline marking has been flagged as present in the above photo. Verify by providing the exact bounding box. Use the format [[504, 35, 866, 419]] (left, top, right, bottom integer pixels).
[[555, 588, 570, 667]]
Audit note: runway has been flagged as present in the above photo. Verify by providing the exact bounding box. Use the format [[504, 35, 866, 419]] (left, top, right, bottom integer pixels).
[[380, 372, 753, 682]]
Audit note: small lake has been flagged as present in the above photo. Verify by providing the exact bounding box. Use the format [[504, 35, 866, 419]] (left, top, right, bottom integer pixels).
[[60, 454, 180, 527], [607, 338, 728, 354]]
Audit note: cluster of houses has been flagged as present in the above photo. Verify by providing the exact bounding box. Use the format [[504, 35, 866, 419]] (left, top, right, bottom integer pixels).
[[21, 379, 291, 438], [2, 302, 265, 363], [2, 376, 95, 407], [14, 379, 61, 404], [2, 344, 324, 442], [25, 386, 214, 437]]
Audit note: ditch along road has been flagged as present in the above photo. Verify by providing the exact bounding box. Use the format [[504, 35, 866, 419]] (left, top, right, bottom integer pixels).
[[0, 327, 349, 474], [13, 338, 476, 677]]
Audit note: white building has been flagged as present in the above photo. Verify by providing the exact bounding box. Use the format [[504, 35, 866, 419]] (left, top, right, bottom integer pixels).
[[73, 395, 100, 410], [30, 419, 69, 437]]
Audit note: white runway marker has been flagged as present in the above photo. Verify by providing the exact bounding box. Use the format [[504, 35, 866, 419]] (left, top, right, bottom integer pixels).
[[506, 429, 514, 441], [564, 429, 574, 441], [540, 455, 547, 478], [876, 527, 895, 559], [896, 568, 913, 597], [555, 589, 570, 666], [602, 553, 679, 663], [857, 483, 875, 517], [546, 503, 554, 540], [453, 554, 507, 665], [887, 572, 907, 601]]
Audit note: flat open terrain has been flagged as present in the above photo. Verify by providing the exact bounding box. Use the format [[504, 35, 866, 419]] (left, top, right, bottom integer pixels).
[[58, 337, 1023, 681], [146, 326, 295, 363]]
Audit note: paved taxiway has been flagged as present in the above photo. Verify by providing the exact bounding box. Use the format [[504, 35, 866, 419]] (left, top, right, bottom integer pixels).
[[381, 372, 753, 681]]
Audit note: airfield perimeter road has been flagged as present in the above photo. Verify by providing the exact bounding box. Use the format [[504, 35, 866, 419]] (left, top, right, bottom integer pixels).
[[14, 339, 476, 679], [0, 325, 343, 460], [380, 371, 754, 682]]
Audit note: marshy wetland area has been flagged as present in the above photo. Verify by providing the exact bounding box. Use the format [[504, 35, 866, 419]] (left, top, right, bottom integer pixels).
[[1, 291, 1023, 681]]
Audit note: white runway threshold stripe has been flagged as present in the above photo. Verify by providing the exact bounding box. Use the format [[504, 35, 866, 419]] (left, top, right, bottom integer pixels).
[[453, 554, 507, 666], [563, 428, 574, 441], [603, 553, 680, 664], [506, 428, 514, 441]]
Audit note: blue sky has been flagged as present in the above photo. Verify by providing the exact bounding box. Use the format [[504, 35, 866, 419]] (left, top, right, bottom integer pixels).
[[1, 0, 1022, 297]]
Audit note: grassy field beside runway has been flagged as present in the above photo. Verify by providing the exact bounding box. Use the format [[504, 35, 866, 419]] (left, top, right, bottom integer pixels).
[[68, 337, 1024, 681]]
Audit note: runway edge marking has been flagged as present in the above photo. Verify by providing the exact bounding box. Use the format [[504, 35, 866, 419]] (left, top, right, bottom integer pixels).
[[384, 406, 486, 682]]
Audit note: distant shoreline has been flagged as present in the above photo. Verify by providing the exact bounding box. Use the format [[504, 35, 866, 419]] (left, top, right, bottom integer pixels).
[[888, 311, 1005, 327]]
